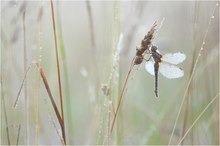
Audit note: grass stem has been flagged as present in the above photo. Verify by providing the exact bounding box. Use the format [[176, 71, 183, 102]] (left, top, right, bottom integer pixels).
[[178, 92, 220, 145], [1, 73, 10, 145], [168, 2, 219, 145], [16, 124, 21, 146], [110, 57, 135, 134], [50, 0, 66, 144]]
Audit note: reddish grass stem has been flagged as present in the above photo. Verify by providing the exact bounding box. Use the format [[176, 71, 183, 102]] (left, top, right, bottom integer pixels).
[[16, 124, 21, 146], [50, 0, 66, 144], [13, 62, 64, 144], [110, 57, 135, 134], [22, 9, 29, 144], [168, 2, 219, 145], [1, 75, 11, 145]]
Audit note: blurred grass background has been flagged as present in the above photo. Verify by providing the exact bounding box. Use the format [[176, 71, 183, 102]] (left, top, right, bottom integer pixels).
[[1, 1, 219, 145]]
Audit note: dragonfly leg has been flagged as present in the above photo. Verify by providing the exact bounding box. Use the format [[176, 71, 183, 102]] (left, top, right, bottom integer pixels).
[[144, 55, 152, 62]]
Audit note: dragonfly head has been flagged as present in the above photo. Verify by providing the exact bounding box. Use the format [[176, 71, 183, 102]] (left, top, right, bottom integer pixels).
[[151, 45, 158, 52]]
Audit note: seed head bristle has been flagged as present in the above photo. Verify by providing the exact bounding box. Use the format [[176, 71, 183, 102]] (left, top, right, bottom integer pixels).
[[141, 22, 157, 52], [134, 22, 157, 65]]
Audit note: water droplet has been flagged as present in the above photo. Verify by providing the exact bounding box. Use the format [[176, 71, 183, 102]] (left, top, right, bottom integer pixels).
[[202, 42, 205, 45], [211, 15, 215, 19], [198, 53, 201, 57], [201, 47, 204, 50], [80, 67, 88, 77], [216, 3, 219, 6], [13, 102, 18, 109], [39, 55, 42, 58]]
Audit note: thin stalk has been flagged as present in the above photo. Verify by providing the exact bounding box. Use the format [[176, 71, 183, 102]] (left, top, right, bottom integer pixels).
[[180, 90, 189, 145], [16, 124, 21, 146], [85, 0, 100, 102], [1, 73, 10, 145], [168, 2, 219, 145], [35, 5, 43, 144], [178, 92, 220, 145], [50, 0, 66, 144], [22, 10, 29, 145], [181, 1, 200, 145], [56, 2, 73, 143], [86, 0, 96, 49], [110, 57, 135, 134], [13, 62, 64, 144], [181, 49, 195, 145]]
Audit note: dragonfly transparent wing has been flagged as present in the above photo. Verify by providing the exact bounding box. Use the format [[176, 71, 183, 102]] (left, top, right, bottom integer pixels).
[[159, 62, 184, 79], [162, 52, 186, 65], [145, 61, 155, 76]]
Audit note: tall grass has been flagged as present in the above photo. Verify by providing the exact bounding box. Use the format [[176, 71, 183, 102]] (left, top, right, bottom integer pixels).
[[168, 2, 219, 145], [1, 1, 219, 145]]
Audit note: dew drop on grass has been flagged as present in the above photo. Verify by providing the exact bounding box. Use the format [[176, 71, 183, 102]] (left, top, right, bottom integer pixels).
[[216, 3, 219, 6], [201, 47, 204, 51], [202, 42, 205, 45], [198, 53, 201, 57], [13, 103, 18, 109], [211, 15, 215, 19]]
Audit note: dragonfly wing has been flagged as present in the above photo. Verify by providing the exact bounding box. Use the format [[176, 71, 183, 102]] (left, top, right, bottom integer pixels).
[[159, 63, 184, 79], [162, 52, 186, 64], [145, 61, 155, 76]]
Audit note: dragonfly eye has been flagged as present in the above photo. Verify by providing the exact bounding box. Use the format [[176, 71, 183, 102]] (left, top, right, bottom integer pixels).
[[151, 45, 158, 52]]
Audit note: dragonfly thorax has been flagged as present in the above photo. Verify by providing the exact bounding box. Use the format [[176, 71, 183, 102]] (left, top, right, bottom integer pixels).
[[151, 46, 162, 63]]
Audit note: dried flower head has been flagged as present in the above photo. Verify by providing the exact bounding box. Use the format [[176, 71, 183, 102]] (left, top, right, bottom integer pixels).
[[134, 22, 157, 65]]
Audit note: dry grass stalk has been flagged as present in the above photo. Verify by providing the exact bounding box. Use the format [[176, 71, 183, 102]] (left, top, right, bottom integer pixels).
[[22, 6, 30, 144], [85, 0, 100, 103], [50, 0, 66, 144], [16, 124, 21, 145], [168, 2, 219, 145], [178, 92, 220, 145], [1, 74, 11, 145], [110, 22, 157, 134], [13, 62, 64, 145]]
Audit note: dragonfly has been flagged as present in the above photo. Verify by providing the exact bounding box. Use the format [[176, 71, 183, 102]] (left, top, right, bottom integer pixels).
[[145, 45, 186, 97]]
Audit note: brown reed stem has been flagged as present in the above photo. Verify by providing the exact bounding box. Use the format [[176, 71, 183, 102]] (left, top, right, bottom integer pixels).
[[13, 62, 64, 144], [180, 2, 200, 144], [22, 9, 29, 144], [168, 2, 219, 145], [110, 57, 135, 134], [178, 92, 220, 145], [50, 0, 66, 144], [16, 124, 21, 146], [85, 0, 100, 102], [1, 74, 10, 145]]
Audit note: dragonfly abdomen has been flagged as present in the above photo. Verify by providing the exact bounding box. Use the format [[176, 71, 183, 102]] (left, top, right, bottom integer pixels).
[[154, 62, 159, 97]]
